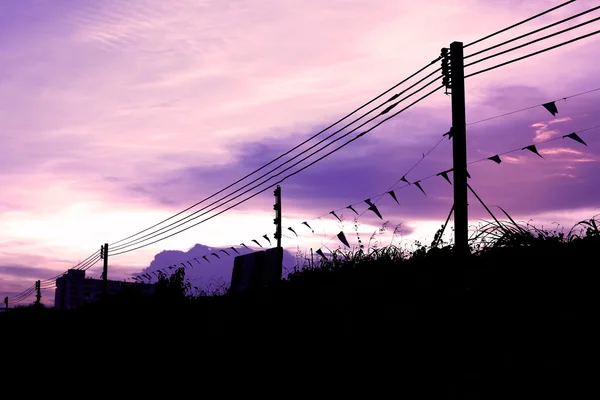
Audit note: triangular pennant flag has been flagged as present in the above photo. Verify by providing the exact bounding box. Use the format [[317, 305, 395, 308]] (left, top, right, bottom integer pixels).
[[251, 239, 263, 248], [187, 261, 193, 268], [262, 234, 272, 245], [413, 181, 427, 196], [337, 231, 350, 247], [220, 249, 230, 257], [315, 249, 327, 260], [400, 176, 410, 184], [563, 132, 587, 146], [488, 155, 502, 164], [288, 227, 298, 237], [346, 205, 358, 215], [443, 127, 453, 139], [193, 259, 201, 265], [302, 221, 314, 233], [329, 211, 341, 222], [387, 191, 399, 205], [364, 198, 373, 206], [542, 101, 558, 116], [203, 255, 210, 263], [152, 271, 158, 277], [437, 170, 452, 185], [368, 204, 383, 220], [240, 243, 250, 250], [180, 263, 186, 268], [467, 170, 471, 179], [380, 101, 399, 115], [211, 252, 220, 259], [523, 145, 543, 158], [230, 247, 240, 255], [168, 265, 174, 269]]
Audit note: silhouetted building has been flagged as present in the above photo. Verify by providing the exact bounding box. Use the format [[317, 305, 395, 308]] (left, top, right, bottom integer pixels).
[[54, 269, 155, 310]]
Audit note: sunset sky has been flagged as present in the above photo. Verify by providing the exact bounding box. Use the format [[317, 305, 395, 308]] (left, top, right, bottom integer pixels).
[[1, 0, 599, 305]]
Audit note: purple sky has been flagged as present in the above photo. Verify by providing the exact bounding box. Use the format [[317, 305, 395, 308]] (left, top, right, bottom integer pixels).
[[2, 0, 599, 305]]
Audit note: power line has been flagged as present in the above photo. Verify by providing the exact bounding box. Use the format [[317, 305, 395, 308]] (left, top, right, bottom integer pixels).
[[464, 0, 576, 49], [465, 5, 600, 59], [108, 75, 444, 254], [109, 85, 443, 257], [465, 28, 600, 79], [108, 57, 442, 247], [467, 86, 600, 126], [465, 15, 600, 68]]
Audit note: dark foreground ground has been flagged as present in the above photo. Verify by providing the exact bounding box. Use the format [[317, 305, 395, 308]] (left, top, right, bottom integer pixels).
[[1, 238, 595, 398]]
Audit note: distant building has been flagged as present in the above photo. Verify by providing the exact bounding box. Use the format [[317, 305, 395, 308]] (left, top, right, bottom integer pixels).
[[54, 269, 155, 310]]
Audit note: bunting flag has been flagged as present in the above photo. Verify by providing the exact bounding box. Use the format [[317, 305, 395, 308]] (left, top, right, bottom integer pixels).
[[187, 261, 193, 268], [302, 221, 314, 233], [346, 205, 358, 215], [220, 249, 230, 257], [542, 101, 558, 116], [387, 190, 399, 205], [168, 266, 174, 269], [488, 155, 502, 164], [193, 259, 201, 265], [413, 181, 427, 196], [211, 252, 220, 259], [203, 255, 210, 263], [367, 203, 383, 219], [437, 170, 452, 185], [262, 234, 272, 245], [330, 211, 342, 222], [288, 227, 298, 237], [337, 231, 350, 247], [523, 144, 544, 158], [364, 198, 373, 206], [315, 249, 327, 260], [240, 243, 250, 250], [251, 239, 263, 248], [400, 175, 409, 184], [443, 127, 453, 140], [231, 247, 240, 254], [467, 170, 471, 179], [152, 272, 158, 277], [563, 132, 587, 146], [380, 101, 399, 115]]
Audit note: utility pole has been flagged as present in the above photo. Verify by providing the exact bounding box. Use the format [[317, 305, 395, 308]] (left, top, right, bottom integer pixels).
[[444, 42, 469, 257], [4, 296, 8, 311], [273, 186, 283, 271], [101, 243, 109, 298], [35, 280, 41, 305]]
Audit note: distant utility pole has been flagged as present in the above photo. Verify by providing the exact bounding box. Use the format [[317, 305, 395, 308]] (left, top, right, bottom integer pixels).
[[101, 243, 109, 298], [35, 280, 41, 305], [4, 296, 8, 311], [273, 186, 283, 270], [443, 42, 469, 257]]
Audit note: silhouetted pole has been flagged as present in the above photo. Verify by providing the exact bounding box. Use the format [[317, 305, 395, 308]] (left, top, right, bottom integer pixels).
[[35, 280, 41, 305], [273, 186, 283, 271], [102, 243, 109, 298], [448, 42, 469, 257], [4, 296, 8, 311]]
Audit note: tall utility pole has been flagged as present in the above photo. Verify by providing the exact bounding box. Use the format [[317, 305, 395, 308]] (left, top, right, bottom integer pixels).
[[445, 42, 469, 257], [35, 280, 41, 305], [102, 243, 109, 298], [4, 296, 8, 311], [273, 186, 283, 271]]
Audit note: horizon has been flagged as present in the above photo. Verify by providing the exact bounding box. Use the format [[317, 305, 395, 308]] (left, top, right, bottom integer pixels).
[[2, 0, 599, 306]]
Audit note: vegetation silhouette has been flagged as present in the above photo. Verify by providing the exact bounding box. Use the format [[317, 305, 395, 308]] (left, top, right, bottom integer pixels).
[[2, 213, 596, 395]]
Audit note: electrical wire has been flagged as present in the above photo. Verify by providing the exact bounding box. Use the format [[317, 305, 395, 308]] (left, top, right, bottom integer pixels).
[[108, 57, 442, 247], [465, 5, 600, 59], [464, 0, 576, 49], [465, 15, 600, 68], [108, 75, 444, 254], [467, 86, 600, 126], [465, 28, 600, 79], [109, 85, 443, 256]]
